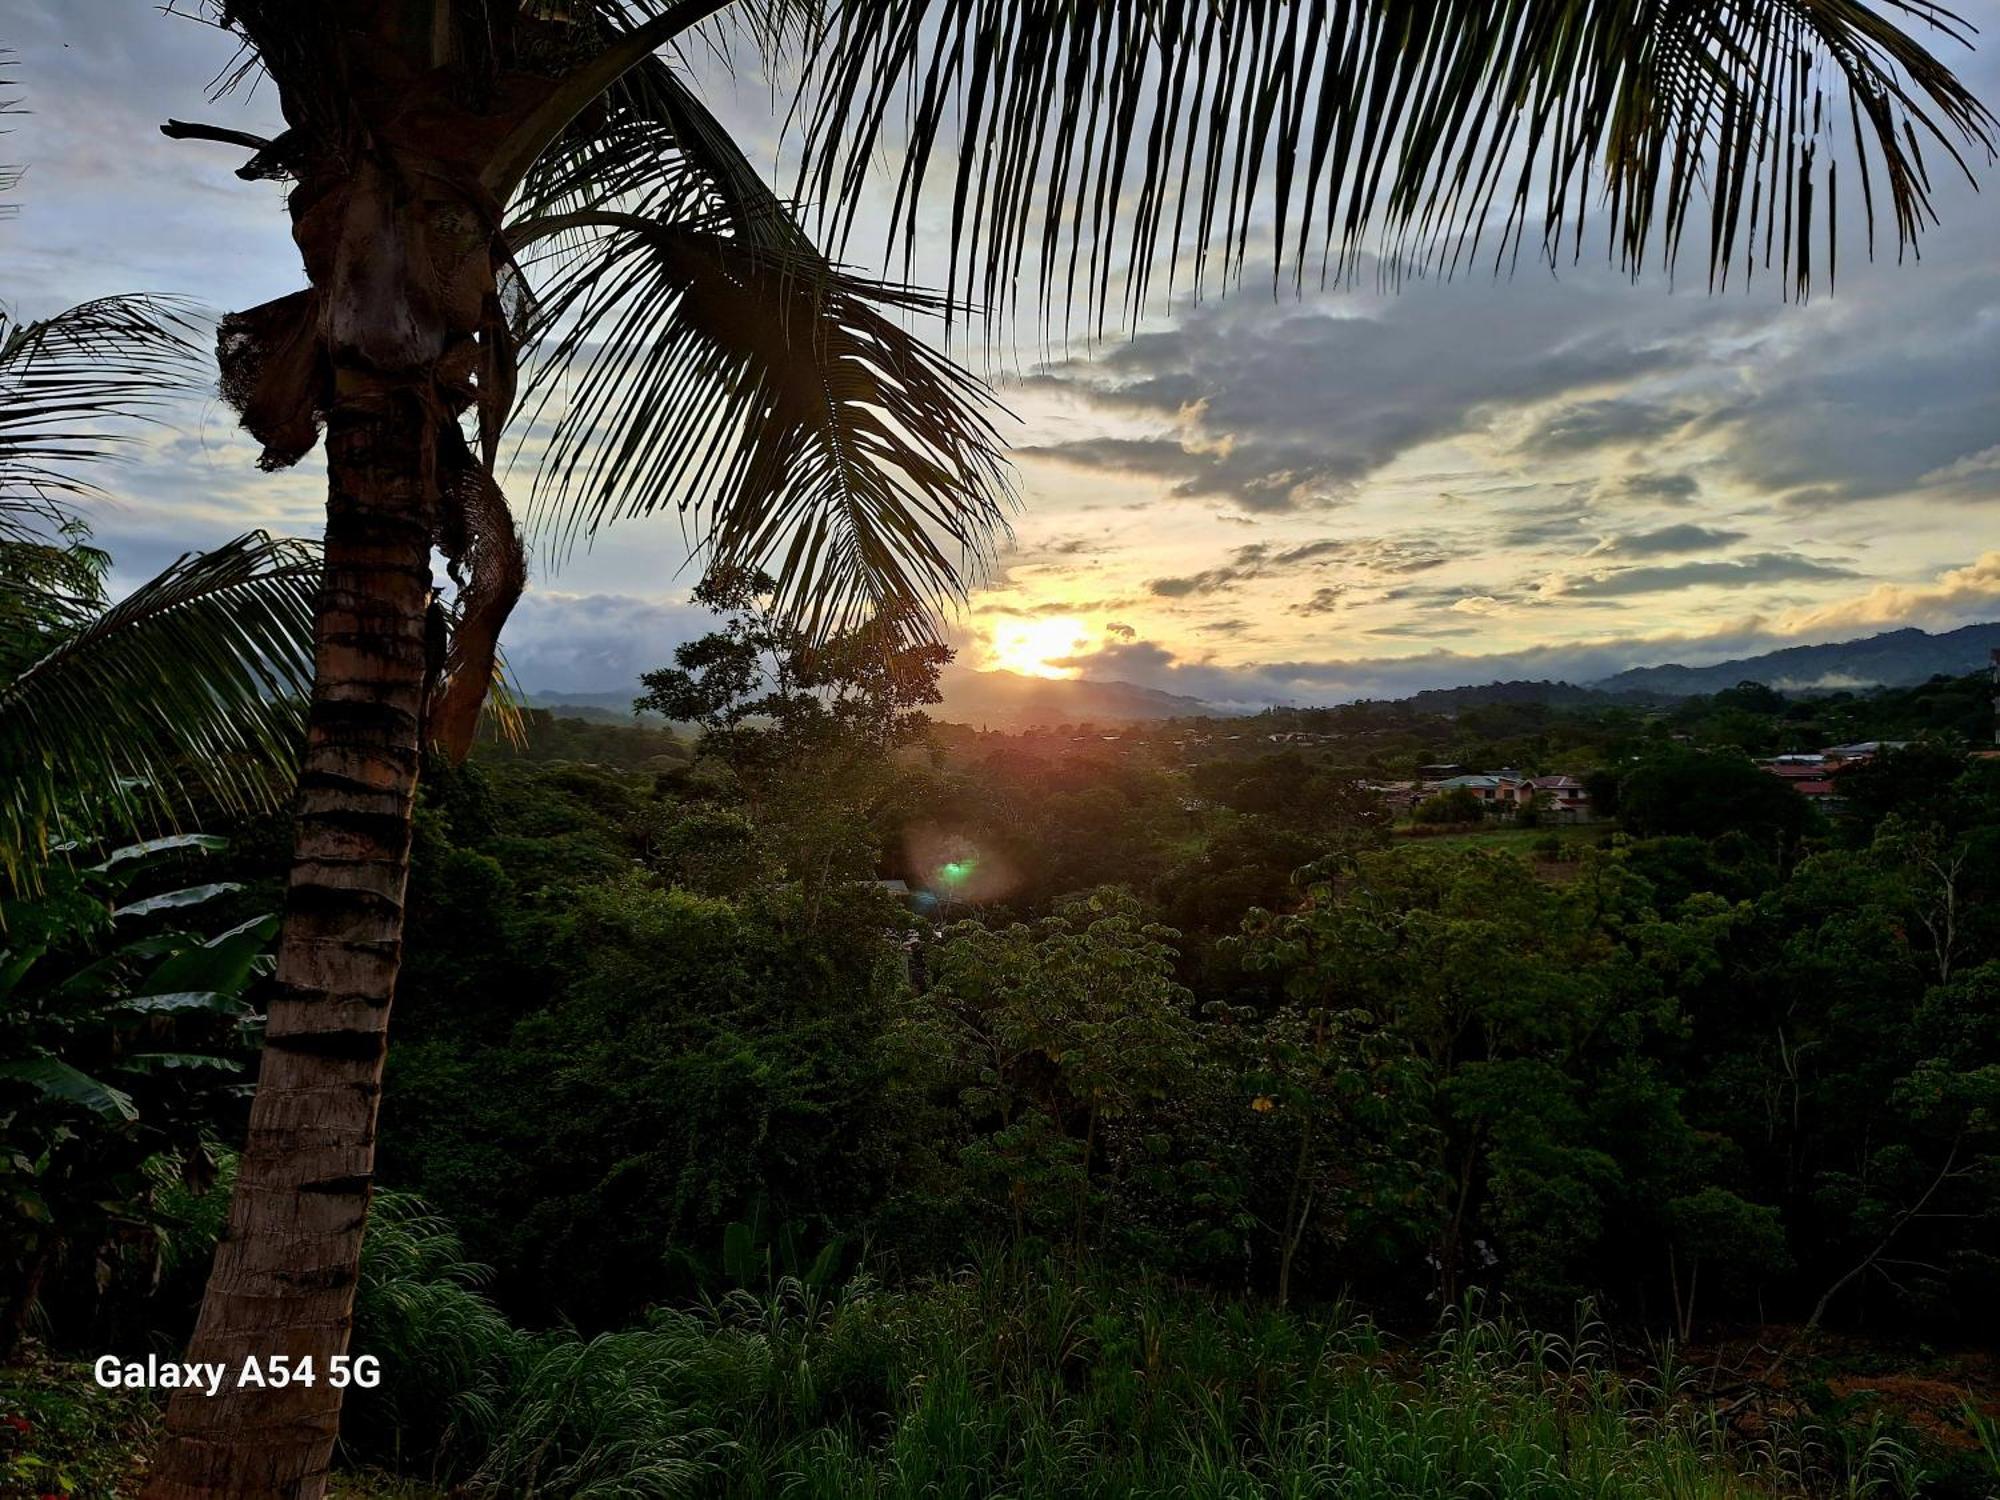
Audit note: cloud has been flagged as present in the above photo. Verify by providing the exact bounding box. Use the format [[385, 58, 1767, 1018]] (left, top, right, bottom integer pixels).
[[1594, 523, 1748, 557], [1518, 399, 1697, 455], [1607, 472, 1703, 506], [1289, 586, 1347, 616], [1554, 552, 1858, 599], [1148, 536, 1460, 599], [1777, 551, 2000, 636], [501, 590, 715, 693], [1921, 445, 2000, 491], [1024, 274, 1746, 514], [1022, 435, 1362, 512], [1149, 564, 1254, 598]]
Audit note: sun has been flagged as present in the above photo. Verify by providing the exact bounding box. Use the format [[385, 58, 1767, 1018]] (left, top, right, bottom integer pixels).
[[987, 616, 1091, 679]]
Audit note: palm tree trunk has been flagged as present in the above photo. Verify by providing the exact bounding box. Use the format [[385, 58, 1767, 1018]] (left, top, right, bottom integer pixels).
[[146, 393, 436, 1500]]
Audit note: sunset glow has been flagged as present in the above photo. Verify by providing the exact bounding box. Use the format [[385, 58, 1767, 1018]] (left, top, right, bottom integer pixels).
[[985, 616, 1091, 679]]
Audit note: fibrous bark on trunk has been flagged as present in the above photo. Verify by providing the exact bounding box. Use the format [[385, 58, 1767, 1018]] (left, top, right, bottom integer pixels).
[[145, 392, 436, 1500]]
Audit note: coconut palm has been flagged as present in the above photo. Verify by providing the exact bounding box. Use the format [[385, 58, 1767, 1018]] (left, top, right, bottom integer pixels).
[[136, 1, 1990, 1494], [0, 293, 319, 890]]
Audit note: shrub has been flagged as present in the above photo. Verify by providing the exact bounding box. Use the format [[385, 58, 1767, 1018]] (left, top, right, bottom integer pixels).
[[1415, 787, 1486, 824]]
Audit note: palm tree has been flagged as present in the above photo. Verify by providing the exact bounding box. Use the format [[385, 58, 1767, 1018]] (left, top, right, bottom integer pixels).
[[138, 2, 1989, 1494], [0, 293, 319, 889]]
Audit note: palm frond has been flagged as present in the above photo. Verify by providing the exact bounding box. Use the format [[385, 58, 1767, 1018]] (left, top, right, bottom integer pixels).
[[512, 58, 1014, 642], [0, 531, 318, 889], [791, 0, 1997, 330], [0, 295, 206, 536]]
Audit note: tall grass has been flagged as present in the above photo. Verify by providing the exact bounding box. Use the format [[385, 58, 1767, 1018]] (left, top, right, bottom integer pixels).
[[341, 1210, 1954, 1499]]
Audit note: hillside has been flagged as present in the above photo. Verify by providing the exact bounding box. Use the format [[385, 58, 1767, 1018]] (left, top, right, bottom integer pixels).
[[1593, 622, 2000, 697]]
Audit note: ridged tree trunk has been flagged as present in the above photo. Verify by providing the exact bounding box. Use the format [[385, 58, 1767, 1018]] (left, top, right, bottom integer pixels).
[[146, 391, 436, 1500]]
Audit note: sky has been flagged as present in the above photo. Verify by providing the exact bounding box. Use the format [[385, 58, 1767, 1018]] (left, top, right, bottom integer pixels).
[[4, 1, 1999, 710]]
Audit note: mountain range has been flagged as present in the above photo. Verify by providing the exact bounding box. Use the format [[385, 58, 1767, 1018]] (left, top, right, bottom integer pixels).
[[1590, 622, 2000, 698], [524, 622, 2000, 728]]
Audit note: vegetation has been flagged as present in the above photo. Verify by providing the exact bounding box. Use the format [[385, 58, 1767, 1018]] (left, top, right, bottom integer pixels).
[[8, 576, 2000, 1493], [5, 0, 1996, 1490]]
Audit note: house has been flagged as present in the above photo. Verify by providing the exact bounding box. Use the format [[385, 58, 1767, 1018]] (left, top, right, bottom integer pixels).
[[1428, 773, 1508, 802], [1822, 740, 1907, 766], [1526, 774, 1593, 822]]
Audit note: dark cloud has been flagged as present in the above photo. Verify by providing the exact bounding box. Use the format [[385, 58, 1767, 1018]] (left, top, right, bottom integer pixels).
[[1610, 472, 1703, 506], [1596, 523, 1748, 557], [1363, 620, 1479, 639], [1289, 586, 1347, 616], [1022, 436, 1359, 512], [1149, 565, 1253, 598], [1025, 160, 1999, 546], [1025, 273, 1753, 513], [1707, 251, 2000, 507], [1518, 399, 1697, 455], [979, 597, 1128, 617], [501, 591, 715, 694], [1489, 491, 1598, 551], [1559, 552, 1858, 599], [1149, 535, 1461, 599]]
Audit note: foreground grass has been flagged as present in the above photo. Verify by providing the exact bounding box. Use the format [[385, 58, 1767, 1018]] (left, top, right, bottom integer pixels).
[[332, 1200, 1941, 1498], [11, 1196, 1989, 1498]]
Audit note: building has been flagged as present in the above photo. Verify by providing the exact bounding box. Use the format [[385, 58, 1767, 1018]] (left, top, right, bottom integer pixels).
[[1821, 741, 1907, 766], [1526, 774, 1593, 822], [1428, 773, 1514, 803]]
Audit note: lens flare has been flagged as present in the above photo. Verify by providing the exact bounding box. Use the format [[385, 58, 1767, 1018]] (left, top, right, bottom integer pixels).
[[903, 827, 1018, 906]]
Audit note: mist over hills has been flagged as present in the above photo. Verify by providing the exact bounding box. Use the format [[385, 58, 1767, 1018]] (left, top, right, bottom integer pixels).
[[1587, 622, 2000, 699], [523, 623, 2000, 729]]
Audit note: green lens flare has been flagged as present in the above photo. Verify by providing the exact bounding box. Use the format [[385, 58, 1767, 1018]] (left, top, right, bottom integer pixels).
[[939, 860, 973, 884]]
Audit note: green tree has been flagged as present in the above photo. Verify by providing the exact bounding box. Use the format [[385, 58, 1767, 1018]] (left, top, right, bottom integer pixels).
[[638, 567, 950, 914], [1617, 750, 1812, 849], [1237, 846, 1684, 1311], [1415, 787, 1486, 824], [927, 890, 1197, 1254]]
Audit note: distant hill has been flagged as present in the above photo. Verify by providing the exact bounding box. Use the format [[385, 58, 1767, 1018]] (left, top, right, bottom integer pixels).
[[525, 675, 1211, 731], [1396, 679, 1657, 712], [526, 621, 2000, 730], [936, 669, 1212, 728], [522, 690, 665, 725], [1592, 623, 2000, 698]]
